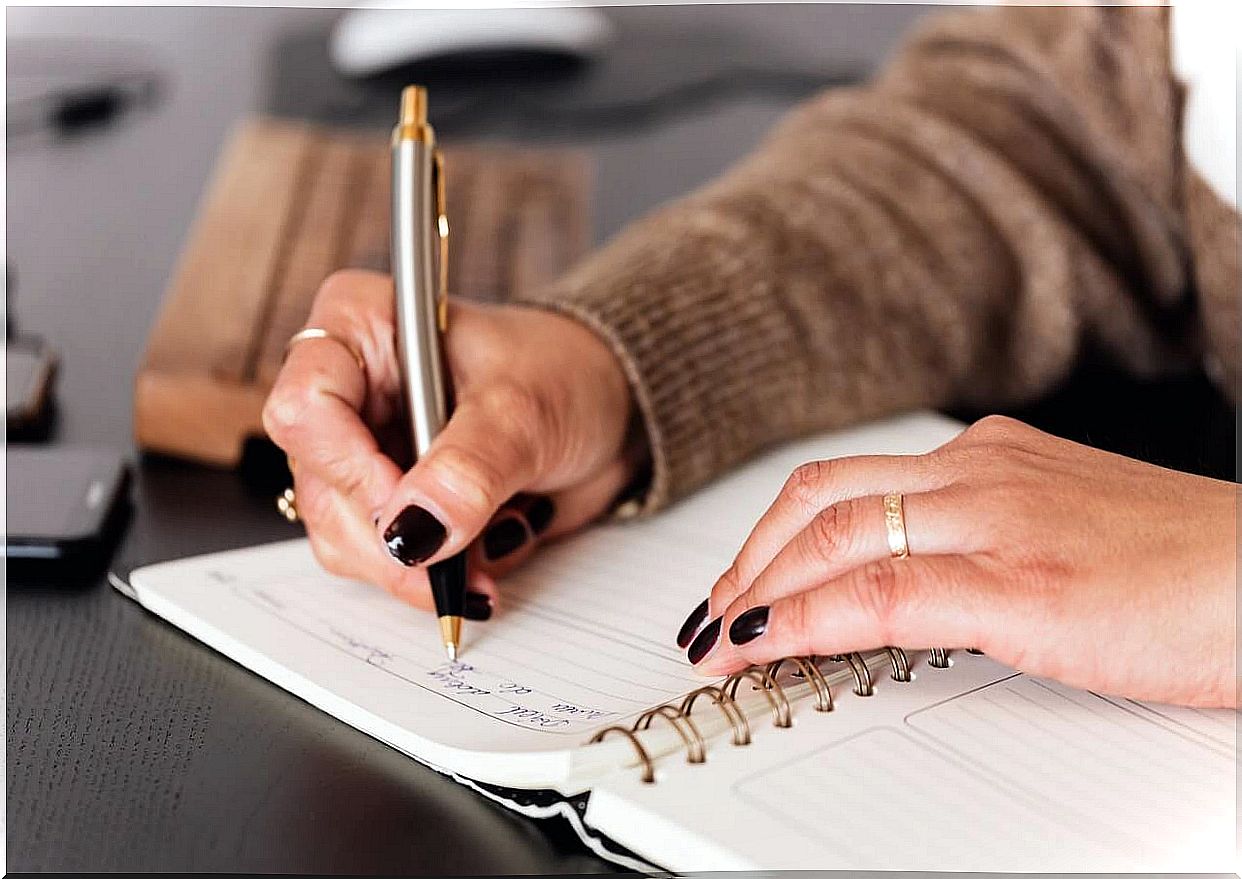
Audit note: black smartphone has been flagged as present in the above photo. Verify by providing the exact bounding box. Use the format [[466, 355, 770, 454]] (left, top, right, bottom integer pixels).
[[6, 446, 130, 570]]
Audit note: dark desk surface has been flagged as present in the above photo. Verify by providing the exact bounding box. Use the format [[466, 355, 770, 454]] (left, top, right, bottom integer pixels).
[[6, 5, 930, 871]]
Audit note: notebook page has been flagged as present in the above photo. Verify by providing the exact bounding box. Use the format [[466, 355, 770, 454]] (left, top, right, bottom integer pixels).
[[586, 653, 1236, 871], [127, 412, 964, 786]]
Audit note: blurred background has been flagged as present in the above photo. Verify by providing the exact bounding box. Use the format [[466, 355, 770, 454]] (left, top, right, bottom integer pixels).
[[6, 3, 925, 452]]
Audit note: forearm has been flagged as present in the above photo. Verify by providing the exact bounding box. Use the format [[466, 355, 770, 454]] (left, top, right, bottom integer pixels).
[[520, 6, 1193, 510]]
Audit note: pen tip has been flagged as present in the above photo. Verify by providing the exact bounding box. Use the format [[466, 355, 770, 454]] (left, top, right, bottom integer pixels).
[[439, 615, 462, 663]]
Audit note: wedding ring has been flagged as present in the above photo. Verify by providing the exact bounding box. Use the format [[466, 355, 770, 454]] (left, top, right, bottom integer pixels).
[[882, 493, 909, 559], [276, 487, 299, 523], [284, 327, 365, 373]]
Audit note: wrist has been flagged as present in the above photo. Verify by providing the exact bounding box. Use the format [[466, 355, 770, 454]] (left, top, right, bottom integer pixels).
[[530, 305, 653, 515]]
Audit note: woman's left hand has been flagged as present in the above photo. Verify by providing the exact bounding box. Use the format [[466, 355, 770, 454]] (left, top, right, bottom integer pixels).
[[682, 416, 1236, 708]]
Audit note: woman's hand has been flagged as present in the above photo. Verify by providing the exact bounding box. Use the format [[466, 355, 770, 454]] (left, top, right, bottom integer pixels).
[[263, 269, 641, 615], [681, 416, 1236, 708]]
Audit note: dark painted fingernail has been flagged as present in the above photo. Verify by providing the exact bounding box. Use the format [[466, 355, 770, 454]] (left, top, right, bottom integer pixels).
[[525, 495, 555, 535], [676, 598, 710, 648], [483, 516, 528, 561], [383, 505, 447, 565], [687, 616, 722, 665], [729, 606, 769, 646], [464, 591, 493, 621]]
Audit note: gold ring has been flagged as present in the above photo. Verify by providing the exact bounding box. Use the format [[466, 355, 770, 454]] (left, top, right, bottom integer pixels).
[[284, 327, 365, 373], [276, 487, 299, 523], [882, 493, 909, 559]]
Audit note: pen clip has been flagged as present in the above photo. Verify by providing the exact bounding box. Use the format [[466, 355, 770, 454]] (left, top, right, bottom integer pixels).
[[432, 148, 449, 333]]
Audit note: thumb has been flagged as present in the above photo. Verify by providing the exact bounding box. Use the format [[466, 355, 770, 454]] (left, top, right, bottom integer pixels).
[[374, 385, 546, 567]]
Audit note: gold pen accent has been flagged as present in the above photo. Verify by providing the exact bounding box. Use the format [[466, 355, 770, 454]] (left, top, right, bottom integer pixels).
[[433, 149, 449, 334], [440, 616, 463, 662], [393, 84, 434, 144]]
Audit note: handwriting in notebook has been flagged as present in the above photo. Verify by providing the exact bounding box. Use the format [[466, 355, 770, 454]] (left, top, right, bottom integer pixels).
[[232, 573, 699, 735]]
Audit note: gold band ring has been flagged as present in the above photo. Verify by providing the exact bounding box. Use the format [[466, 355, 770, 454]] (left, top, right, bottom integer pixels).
[[284, 327, 365, 373], [276, 487, 299, 523], [882, 493, 909, 559]]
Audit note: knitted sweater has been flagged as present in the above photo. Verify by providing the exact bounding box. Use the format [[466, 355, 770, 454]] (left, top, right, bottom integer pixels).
[[519, 5, 1239, 511]]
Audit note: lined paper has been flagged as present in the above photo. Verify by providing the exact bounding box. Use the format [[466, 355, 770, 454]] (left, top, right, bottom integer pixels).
[[903, 673, 1236, 865], [228, 525, 721, 737], [735, 727, 1121, 871]]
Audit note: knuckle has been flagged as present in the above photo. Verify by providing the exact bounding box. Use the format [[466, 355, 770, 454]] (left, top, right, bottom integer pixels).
[[851, 560, 905, 641], [478, 381, 539, 423], [429, 443, 508, 513], [805, 502, 852, 566], [780, 593, 815, 651], [709, 563, 744, 613], [262, 383, 313, 445], [313, 270, 391, 333], [317, 268, 373, 303], [783, 460, 832, 513], [296, 480, 335, 529], [483, 381, 552, 434], [963, 414, 1026, 446], [319, 450, 369, 501]]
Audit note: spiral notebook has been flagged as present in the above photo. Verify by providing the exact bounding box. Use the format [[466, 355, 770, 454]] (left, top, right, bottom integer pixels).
[[114, 413, 1237, 872]]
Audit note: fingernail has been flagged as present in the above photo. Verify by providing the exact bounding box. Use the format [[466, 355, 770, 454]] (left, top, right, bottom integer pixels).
[[525, 495, 555, 535], [687, 616, 722, 665], [676, 597, 710, 648], [383, 505, 447, 566], [483, 516, 528, 561], [464, 590, 493, 621], [728, 606, 769, 646]]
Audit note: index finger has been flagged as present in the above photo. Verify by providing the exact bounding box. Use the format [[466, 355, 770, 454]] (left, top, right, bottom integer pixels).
[[703, 455, 948, 622], [263, 333, 401, 518]]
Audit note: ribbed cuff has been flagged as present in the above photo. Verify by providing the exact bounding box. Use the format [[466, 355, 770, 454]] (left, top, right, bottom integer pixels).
[[515, 205, 806, 513]]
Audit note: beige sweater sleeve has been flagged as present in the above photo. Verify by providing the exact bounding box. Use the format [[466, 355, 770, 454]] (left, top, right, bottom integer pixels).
[[518, 6, 1231, 511]]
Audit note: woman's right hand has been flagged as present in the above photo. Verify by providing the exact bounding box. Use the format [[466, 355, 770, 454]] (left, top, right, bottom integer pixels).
[[262, 269, 643, 616]]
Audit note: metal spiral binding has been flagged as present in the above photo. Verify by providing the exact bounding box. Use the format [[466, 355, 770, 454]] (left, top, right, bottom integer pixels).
[[723, 667, 793, 728], [766, 657, 833, 712], [883, 647, 912, 682], [826, 652, 875, 696], [681, 684, 751, 745], [589, 726, 656, 783], [633, 704, 705, 764], [590, 649, 949, 782]]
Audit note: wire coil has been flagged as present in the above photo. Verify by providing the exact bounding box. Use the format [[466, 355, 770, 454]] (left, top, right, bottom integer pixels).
[[634, 704, 706, 764], [589, 649, 951, 782]]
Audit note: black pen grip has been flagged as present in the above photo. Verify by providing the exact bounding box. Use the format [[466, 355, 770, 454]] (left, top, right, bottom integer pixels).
[[428, 551, 468, 618]]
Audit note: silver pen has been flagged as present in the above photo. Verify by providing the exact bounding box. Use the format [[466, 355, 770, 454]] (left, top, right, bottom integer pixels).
[[391, 85, 465, 660]]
